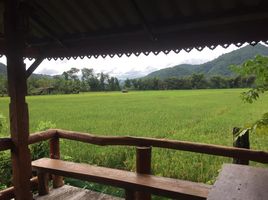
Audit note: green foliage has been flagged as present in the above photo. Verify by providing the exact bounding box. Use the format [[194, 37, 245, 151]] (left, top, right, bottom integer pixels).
[[0, 119, 56, 188], [232, 55, 268, 103], [0, 114, 10, 189], [30, 121, 56, 161], [0, 151, 12, 189], [126, 74, 254, 90], [0, 113, 7, 135]]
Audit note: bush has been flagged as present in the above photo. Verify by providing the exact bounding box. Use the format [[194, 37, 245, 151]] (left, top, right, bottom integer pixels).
[[30, 121, 56, 161], [0, 113, 7, 135], [0, 120, 56, 188], [0, 151, 11, 189]]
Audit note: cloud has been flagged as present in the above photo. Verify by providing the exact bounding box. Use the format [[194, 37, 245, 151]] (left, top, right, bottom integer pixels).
[[37, 68, 59, 75]]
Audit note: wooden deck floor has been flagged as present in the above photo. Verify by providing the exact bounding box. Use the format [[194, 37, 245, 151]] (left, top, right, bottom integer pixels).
[[34, 185, 123, 200]]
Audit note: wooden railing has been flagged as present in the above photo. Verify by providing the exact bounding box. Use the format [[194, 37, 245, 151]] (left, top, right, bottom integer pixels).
[[1, 129, 268, 199]]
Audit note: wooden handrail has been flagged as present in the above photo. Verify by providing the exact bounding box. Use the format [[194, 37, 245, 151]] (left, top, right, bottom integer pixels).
[[1, 129, 268, 199], [2, 129, 268, 164], [28, 129, 56, 145], [55, 129, 268, 164]]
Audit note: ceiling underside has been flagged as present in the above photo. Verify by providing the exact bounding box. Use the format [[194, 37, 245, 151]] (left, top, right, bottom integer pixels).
[[1, 0, 268, 59]]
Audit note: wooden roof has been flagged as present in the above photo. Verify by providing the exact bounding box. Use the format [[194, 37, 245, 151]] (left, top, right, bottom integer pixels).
[[1, 0, 268, 59]]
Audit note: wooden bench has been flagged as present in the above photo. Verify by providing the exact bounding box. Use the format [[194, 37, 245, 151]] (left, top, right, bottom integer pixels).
[[32, 158, 211, 200]]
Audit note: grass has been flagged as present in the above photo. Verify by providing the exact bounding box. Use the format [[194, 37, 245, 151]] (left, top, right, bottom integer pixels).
[[0, 89, 268, 197]]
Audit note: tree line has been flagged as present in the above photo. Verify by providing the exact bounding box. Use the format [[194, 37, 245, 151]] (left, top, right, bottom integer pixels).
[[0, 70, 255, 96], [0, 67, 121, 96], [124, 74, 255, 90]]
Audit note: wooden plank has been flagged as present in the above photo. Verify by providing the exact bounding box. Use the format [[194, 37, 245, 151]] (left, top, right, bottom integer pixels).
[[32, 158, 211, 200], [34, 185, 123, 200], [207, 164, 268, 200], [56, 129, 268, 163], [4, 0, 33, 199]]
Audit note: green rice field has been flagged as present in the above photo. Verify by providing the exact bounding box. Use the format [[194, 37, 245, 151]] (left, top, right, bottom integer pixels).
[[0, 89, 268, 196]]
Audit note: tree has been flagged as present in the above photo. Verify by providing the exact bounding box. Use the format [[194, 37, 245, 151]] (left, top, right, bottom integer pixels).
[[232, 55, 268, 103], [232, 55, 268, 135], [190, 73, 207, 89], [0, 75, 7, 96], [124, 79, 132, 88]]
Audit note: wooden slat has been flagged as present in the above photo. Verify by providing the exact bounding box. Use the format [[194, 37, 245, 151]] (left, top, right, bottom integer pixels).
[[32, 158, 211, 200], [56, 129, 268, 163]]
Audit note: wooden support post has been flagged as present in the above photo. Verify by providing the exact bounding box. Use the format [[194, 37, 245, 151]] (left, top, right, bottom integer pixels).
[[233, 127, 250, 165], [37, 171, 49, 196], [50, 136, 64, 188], [4, 0, 33, 199], [135, 146, 152, 200]]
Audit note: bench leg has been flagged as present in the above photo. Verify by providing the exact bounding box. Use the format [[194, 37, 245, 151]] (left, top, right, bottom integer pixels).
[[125, 189, 135, 200], [136, 192, 151, 200], [37, 171, 49, 196], [52, 175, 64, 188]]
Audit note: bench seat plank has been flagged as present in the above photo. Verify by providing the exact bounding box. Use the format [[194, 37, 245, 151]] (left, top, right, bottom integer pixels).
[[32, 158, 211, 200]]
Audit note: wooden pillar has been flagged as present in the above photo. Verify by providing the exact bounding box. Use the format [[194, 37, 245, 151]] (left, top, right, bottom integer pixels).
[[233, 127, 250, 165], [4, 0, 33, 199], [50, 136, 64, 188], [135, 146, 152, 200]]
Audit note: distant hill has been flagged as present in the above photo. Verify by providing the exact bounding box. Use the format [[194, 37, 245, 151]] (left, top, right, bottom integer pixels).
[[0, 62, 6, 75], [145, 44, 268, 79], [0, 63, 51, 78]]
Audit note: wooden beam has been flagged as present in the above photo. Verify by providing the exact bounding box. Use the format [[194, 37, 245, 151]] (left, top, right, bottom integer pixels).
[[4, 0, 33, 199], [26, 56, 44, 78]]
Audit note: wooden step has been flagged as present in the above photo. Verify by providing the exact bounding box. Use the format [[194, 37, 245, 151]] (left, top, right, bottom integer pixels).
[[32, 158, 211, 200]]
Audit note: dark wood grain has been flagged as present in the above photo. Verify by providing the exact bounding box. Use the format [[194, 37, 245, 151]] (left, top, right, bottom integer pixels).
[[4, 0, 32, 199], [0, 138, 12, 151], [136, 146, 152, 200], [32, 158, 211, 200]]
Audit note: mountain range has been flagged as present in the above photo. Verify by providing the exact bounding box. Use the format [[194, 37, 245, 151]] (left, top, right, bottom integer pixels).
[[144, 44, 268, 79]]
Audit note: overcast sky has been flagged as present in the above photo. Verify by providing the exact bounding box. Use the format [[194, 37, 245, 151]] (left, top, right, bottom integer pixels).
[[0, 43, 246, 79]]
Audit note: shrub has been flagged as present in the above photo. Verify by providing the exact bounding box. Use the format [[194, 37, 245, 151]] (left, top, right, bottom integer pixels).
[[0, 119, 57, 188], [30, 121, 56, 161]]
